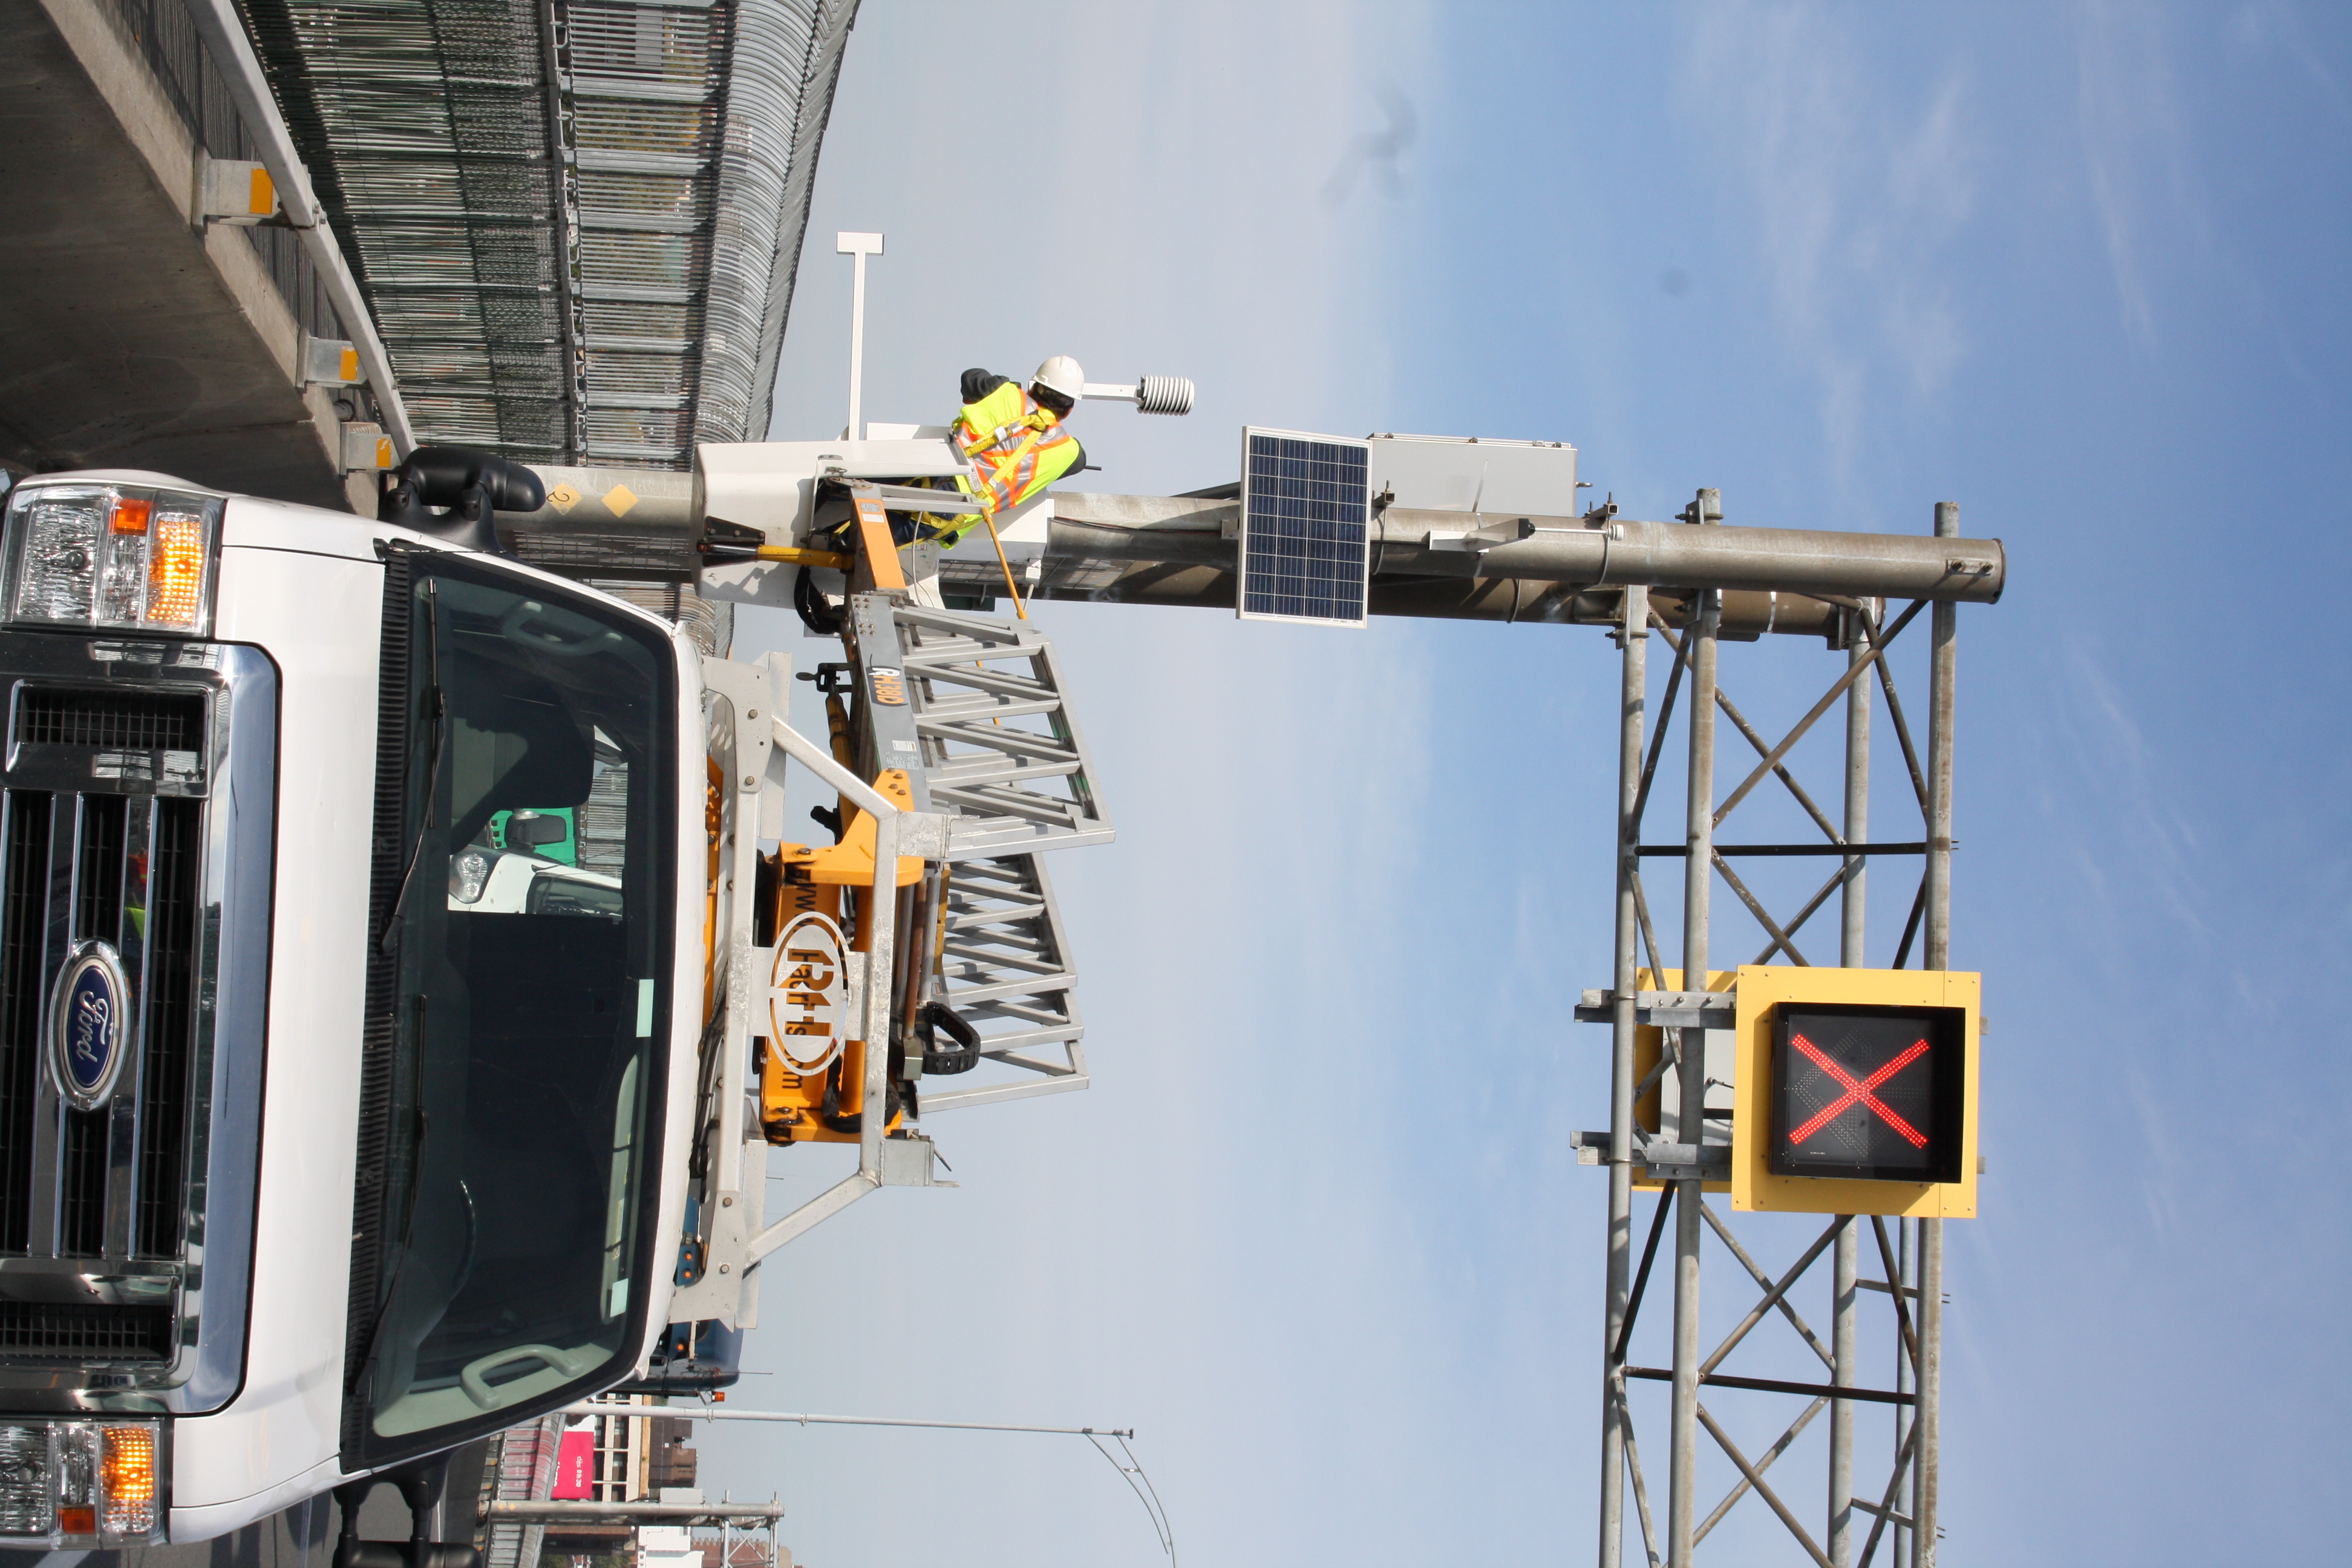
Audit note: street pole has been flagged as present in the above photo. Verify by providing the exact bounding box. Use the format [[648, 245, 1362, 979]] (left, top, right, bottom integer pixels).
[[1829, 604, 1871, 1565], [1599, 584, 1648, 1566], [835, 231, 883, 440], [1915, 500, 1959, 1566], [1668, 552, 1719, 1566], [1895, 1217, 1915, 1567]]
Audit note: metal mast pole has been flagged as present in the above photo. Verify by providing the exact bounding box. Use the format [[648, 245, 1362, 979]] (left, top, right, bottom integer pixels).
[[1668, 521, 1720, 1564], [1829, 603, 1871, 1566], [1914, 501, 1959, 1564], [1839, 603, 1872, 962], [836, 231, 883, 440], [1895, 1217, 1915, 1567], [1599, 584, 1649, 1567]]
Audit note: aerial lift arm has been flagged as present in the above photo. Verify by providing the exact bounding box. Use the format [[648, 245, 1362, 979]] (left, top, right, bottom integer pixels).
[[670, 587, 1112, 1331]]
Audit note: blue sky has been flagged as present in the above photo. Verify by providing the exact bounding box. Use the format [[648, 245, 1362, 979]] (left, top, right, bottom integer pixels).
[[703, 4, 2352, 1564]]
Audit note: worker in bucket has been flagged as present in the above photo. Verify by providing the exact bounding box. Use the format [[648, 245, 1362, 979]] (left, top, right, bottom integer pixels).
[[901, 357, 1088, 548]]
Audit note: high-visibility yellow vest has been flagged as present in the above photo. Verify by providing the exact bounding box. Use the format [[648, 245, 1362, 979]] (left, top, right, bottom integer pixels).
[[939, 380, 1080, 545]]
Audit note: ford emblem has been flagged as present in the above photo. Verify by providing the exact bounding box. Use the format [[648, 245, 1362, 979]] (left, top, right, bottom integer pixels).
[[47, 939, 130, 1112]]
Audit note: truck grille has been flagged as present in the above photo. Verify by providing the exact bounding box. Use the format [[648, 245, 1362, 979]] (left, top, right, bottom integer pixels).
[[136, 800, 199, 1260], [0, 1301, 171, 1359], [0, 789, 204, 1267], [0, 638, 274, 1410], [0, 795, 44, 1250], [14, 690, 204, 753]]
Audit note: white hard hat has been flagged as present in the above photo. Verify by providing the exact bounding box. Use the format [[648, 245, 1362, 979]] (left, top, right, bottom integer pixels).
[[1031, 355, 1085, 402]]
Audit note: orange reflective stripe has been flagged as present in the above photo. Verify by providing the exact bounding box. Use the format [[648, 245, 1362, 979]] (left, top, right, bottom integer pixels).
[[1005, 427, 1075, 510], [974, 450, 1022, 514], [973, 422, 1051, 515]]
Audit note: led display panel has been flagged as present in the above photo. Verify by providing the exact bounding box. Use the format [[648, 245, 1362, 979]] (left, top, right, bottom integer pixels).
[[1769, 1002, 1965, 1183], [1238, 430, 1370, 627]]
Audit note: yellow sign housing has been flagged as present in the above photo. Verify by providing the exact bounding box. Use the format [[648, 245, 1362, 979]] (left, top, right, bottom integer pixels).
[[1731, 965, 1981, 1218]]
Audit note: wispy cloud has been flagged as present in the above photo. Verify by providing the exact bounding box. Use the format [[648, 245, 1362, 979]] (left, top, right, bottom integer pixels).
[[1674, 1, 1976, 493], [2074, 1, 2202, 354], [2050, 632, 2207, 952], [2228, 1, 2352, 125]]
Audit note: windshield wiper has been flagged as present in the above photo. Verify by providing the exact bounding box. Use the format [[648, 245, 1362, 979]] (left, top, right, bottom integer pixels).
[[380, 578, 446, 952], [345, 997, 433, 1396]]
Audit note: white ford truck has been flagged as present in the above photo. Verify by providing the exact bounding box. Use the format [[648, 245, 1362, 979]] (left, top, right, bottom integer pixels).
[[0, 449, 1108, 1547]]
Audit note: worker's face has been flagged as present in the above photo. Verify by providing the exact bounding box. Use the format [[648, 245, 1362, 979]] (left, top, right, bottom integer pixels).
[[1030, 384, 1076, 417]]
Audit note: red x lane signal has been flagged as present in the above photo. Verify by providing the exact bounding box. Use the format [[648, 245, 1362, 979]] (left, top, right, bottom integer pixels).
[[1769, 1002, 1964, 1184], [1786, 1033, 1929, 1148]]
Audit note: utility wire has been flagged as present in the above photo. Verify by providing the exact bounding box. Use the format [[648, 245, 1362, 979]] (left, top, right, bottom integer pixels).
[[566, 1402, 1129, 1438], [1085, 1429, 1177, 1567], [566, 1401, 1176, 1562]]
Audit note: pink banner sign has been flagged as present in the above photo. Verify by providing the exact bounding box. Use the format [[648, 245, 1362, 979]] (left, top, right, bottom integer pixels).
[[551, 1428, 595, 1500]]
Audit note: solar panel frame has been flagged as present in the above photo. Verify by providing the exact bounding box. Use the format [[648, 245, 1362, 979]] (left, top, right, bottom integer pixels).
[[1236, 428, 1372, 628]]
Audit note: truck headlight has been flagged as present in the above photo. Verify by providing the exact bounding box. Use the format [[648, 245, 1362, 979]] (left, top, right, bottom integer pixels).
[[449, 846, 492, 904], [4, 483, 221, 636], [0, 1420, 165, 1545]]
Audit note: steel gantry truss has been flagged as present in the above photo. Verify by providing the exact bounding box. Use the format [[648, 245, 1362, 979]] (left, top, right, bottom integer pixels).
[[777, 468, 1993, 1565], [1587, 496, 1967, 1568], [673, 445, 1999, 1567], [627, 423, 2005, 1560]]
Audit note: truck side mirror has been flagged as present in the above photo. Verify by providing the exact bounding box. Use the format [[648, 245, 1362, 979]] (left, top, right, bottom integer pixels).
[[503, 811, 567, 851], [378, 445, 544, 556]]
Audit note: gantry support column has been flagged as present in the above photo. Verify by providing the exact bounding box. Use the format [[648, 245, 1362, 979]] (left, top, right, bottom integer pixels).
[[1667, 564, 1719, 1566], [1895, 1215, 1916, 1567], [1599, 584, 1648, 1567], [1829, 599, 1871, 1564], [1914, 501, 1959, 1566]]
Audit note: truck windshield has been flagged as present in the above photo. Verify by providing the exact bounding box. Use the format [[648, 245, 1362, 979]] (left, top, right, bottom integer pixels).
[[354, 556, 676, 1454]]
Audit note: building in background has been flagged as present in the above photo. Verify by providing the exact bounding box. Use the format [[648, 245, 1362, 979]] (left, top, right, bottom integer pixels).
[[643, 1522, 787, 1568], [481, 1419, 566, 1568], [512, 1400, 792, 1568], [696, 1532, 783, 1568]]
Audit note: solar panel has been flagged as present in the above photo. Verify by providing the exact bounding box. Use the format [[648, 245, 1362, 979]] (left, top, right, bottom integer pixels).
[[1237, 429, 1371, 627]]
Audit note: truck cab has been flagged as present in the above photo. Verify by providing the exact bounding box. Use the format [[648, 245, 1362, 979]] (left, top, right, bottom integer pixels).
[[0, 468, 702, 1544]]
